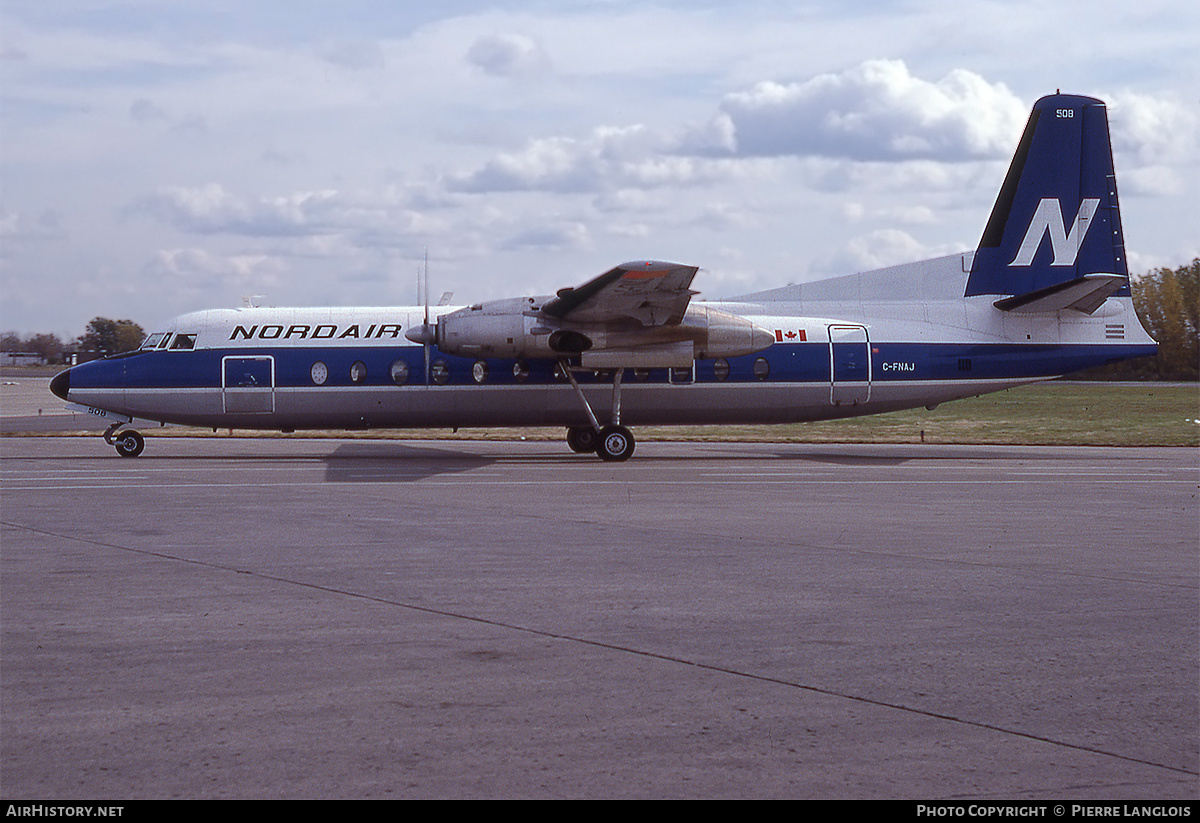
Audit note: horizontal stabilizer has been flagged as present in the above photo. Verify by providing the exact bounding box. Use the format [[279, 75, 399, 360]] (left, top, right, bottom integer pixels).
[[992, 273, 1126, 314]]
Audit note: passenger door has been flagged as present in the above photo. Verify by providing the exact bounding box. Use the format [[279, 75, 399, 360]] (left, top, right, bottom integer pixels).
[[828, 324, 871, 405], [222, 356, 275, 413]]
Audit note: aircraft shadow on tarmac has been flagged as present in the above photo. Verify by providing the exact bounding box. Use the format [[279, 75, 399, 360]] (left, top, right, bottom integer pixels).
[[315, 440, 1091, 483], [318, 440, 920, 481], [322, 441, 497, 482]]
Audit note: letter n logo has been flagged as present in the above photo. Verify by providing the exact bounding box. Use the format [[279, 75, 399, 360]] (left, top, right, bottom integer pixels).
[[1010, 198, 1100, 267]]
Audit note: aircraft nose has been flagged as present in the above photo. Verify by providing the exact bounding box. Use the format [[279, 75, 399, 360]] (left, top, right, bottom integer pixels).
[[50, 369, 70, 401]]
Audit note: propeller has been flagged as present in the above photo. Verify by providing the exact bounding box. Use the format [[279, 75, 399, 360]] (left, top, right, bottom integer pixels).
[[402, 251, 436, 384]]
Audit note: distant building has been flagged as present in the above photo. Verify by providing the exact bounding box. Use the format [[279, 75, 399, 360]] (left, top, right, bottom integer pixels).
[[68, 352, 103, 365], [0, 352, 46, 367]]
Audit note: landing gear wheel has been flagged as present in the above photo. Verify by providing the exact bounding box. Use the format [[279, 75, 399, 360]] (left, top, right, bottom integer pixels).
[[596, 425, 635, 462], [566, 425, 598, 454], [114, 430, 145, 458]]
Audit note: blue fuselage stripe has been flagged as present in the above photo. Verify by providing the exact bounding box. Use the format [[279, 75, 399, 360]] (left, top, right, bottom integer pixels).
[[68, 342, 1157, 391]]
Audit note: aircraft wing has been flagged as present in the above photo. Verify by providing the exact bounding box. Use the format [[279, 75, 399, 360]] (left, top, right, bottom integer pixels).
[[540, 260, 699, 326]]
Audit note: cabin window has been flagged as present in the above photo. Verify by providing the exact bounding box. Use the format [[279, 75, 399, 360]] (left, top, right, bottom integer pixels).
[[350, 361, 367, 384], [431, 359, 450, 385], [390, 360, 409, 386], [633, 369, 650, 382], [512, 361, 529, 383], [472, 360, 488, 384], [310, 361, 328, 386], [552, 362, 569, 382], [753, 357, 770, 380], [142, 333, 167, 350], [170, 334, 196, 350], [669, 365, 694, 384], [712, 358, 730, 381]]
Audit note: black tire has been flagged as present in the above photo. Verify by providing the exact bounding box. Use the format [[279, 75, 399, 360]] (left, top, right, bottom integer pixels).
[[114, 430, 145, 458], [566, 425, 598, 453], [596, 425, 635, 462]]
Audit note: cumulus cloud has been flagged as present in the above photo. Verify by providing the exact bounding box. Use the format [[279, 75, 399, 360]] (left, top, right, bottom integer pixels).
[[448, 125, 726, 193], [697, 59, 1026, 161], [1104, 91, 1199, 198], [692, 202, 752, 232], [450, 60, 1030, 198], [0, 209, 67, 255], [132, 184, 437, 241], [814, 228, 967, 275], [132, 184, 328, 236], [144, 248, 287, 291], [501, 221, 591, 251], [466, 33, 550, 78], [1108, 92, 1198, 166], [841, 203, 936, 225], [1122, 166, 1187, 198]]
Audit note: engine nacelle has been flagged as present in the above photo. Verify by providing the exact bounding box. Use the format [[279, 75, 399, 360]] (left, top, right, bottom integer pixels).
[[434, 298, 773, 365], [684, 305, 775, 360], [436, 298, 563, 358]]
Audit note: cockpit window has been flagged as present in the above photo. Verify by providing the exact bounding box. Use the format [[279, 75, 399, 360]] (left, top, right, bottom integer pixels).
[[142, 333, 167, 349], [169, 334, 197, 350]]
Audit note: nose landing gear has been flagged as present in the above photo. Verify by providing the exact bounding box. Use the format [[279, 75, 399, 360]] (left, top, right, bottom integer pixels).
[[104, 423, 145, 458]]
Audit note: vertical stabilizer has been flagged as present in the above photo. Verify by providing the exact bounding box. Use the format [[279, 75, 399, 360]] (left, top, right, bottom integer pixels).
[[966, 94, 1129, 306]]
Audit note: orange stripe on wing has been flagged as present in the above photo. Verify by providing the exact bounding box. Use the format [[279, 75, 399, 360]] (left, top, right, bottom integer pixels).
[[620, 269, 672, 280]]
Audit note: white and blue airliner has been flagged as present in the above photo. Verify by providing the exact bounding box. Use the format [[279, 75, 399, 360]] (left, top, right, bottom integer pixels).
[[50, 93, 1157, 461]]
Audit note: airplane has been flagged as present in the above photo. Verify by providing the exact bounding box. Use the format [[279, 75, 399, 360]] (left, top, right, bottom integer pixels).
[[50, 93, 1157, 461]]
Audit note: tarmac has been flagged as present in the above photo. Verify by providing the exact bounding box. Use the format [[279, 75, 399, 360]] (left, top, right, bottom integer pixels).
[[1, 428, 1196, 799]]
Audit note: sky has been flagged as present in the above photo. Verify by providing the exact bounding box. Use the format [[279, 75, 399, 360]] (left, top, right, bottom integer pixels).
[[2, 0, 1198, 338]]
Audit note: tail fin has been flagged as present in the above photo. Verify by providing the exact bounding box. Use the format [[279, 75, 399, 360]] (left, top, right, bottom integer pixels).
[[965, 94, 1130, 313]]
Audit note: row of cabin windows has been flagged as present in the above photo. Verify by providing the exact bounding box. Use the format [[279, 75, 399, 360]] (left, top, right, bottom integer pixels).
[[136, 332, 772, 383], [308, 357, 772, 386]]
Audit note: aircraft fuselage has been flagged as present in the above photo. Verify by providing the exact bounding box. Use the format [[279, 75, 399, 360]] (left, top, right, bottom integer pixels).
[[53, 255, 1154, 434]]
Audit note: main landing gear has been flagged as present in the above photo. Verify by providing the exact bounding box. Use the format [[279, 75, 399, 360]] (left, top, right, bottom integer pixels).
[[104, 422, 145, 458], [566, 424, 598, 454], [596, 424, 635, 462], [560, 360, 636, 462], [567, 423, 635, 462]]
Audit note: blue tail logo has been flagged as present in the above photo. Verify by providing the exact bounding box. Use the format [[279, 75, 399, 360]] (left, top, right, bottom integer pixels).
[[966, 94, 1129, 300], [1011, 197, 1100, 267]]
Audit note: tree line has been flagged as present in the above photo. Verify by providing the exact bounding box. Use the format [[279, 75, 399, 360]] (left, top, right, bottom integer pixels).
[[2, 262, 1197, 378], [1, 317, 146, 363], [1085, 259, 1198, 380]]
